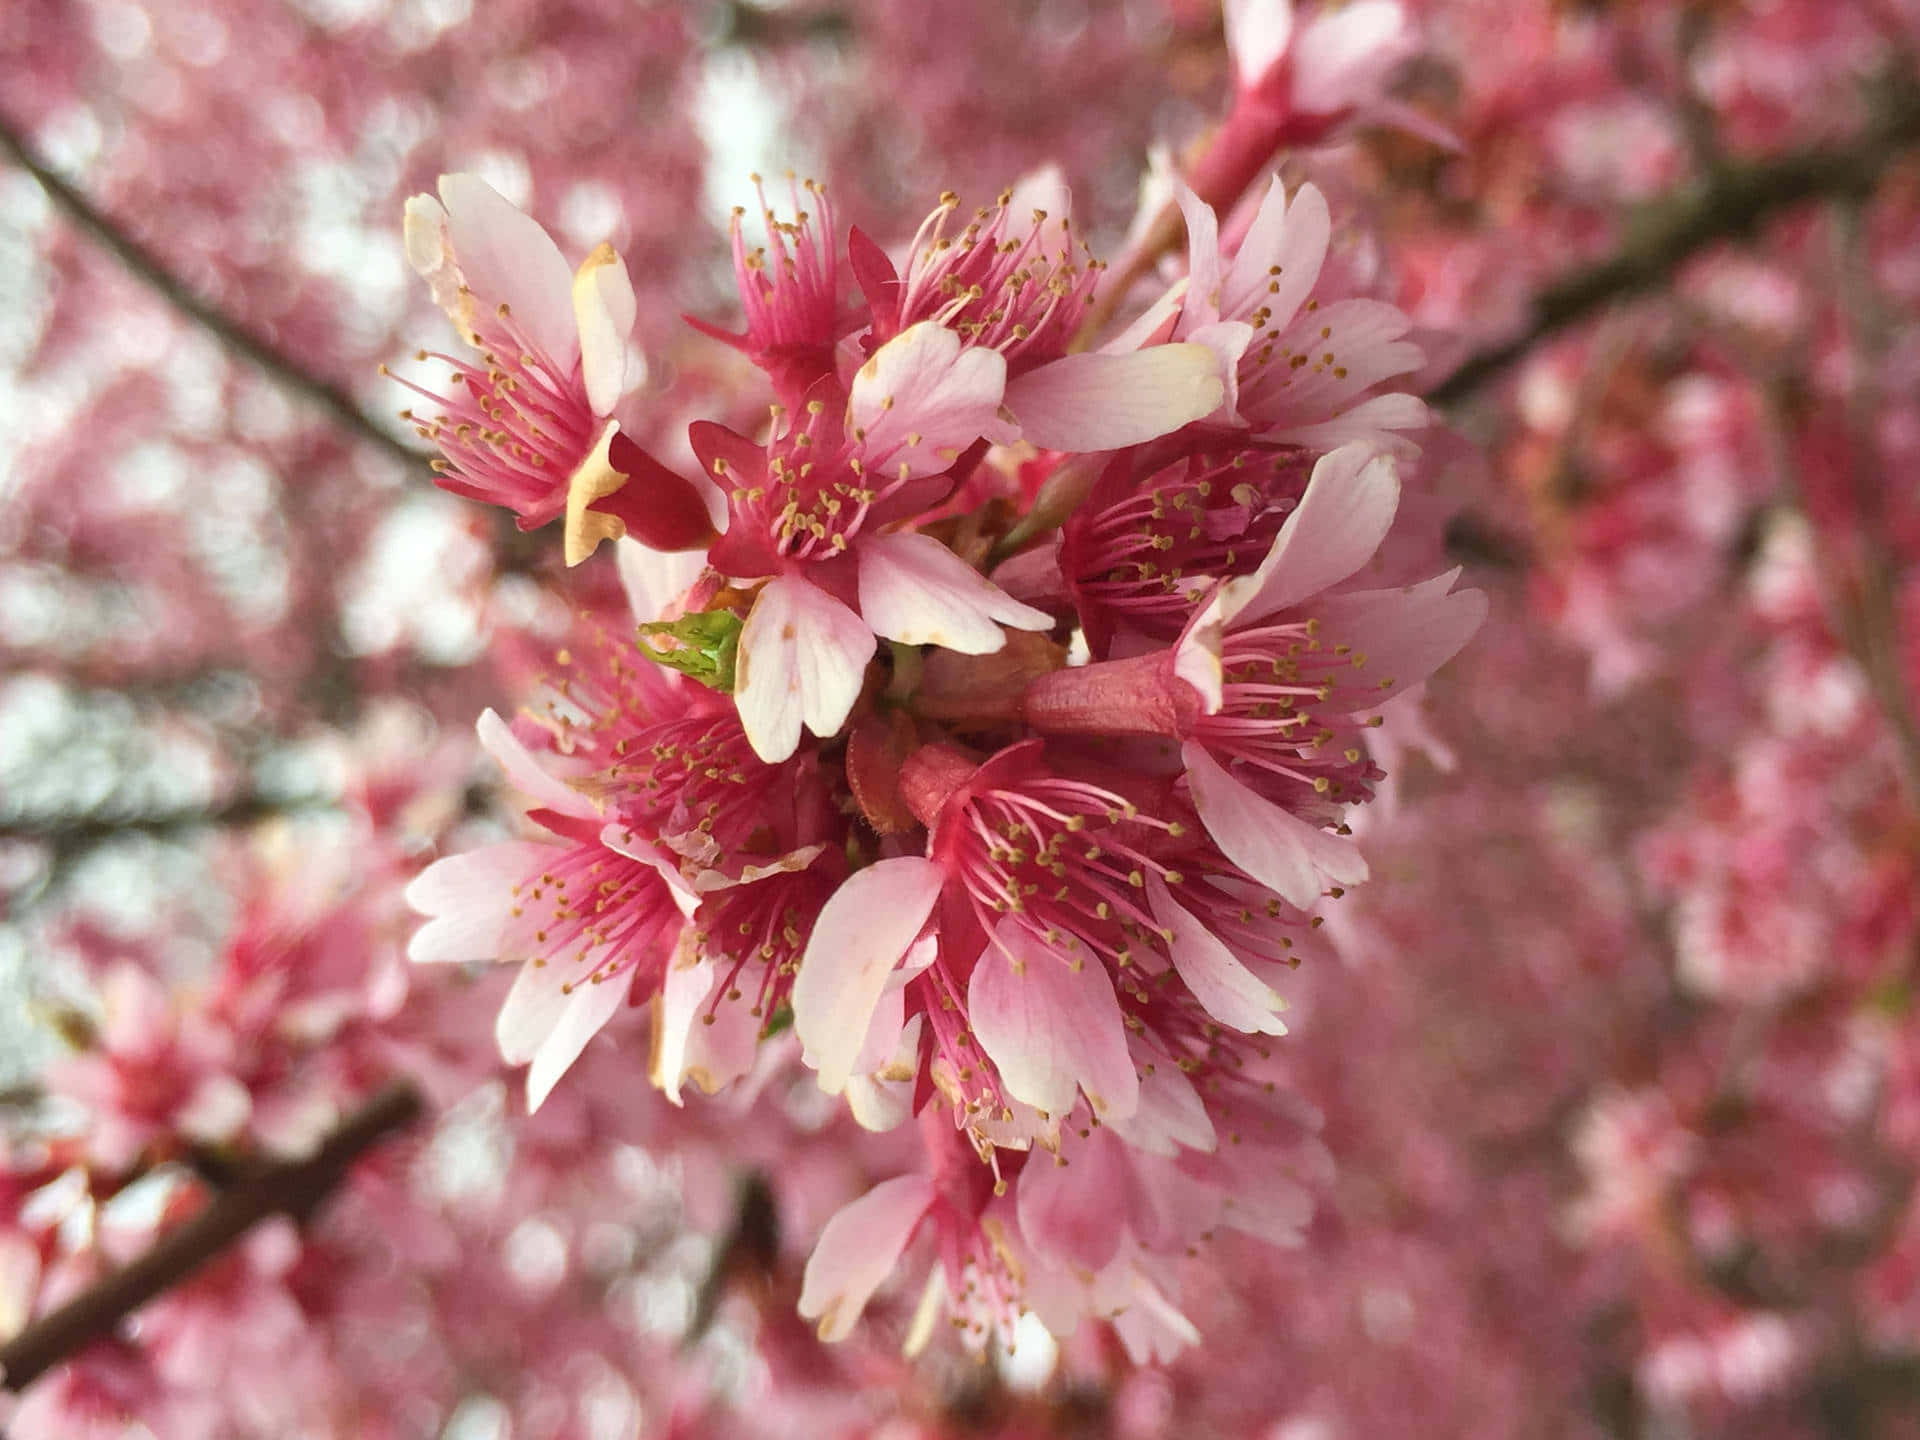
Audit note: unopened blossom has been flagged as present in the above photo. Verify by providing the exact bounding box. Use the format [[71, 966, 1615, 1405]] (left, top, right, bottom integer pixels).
[[395, 173, 715, 565]]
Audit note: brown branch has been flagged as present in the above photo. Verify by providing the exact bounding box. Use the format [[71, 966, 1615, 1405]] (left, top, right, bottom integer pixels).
[[1429, 76, 1920, 407], [1828, 202, 1920, 808], [0, 1082, 423, 1394], [0, 790, 336, 850], [0, 113, 427, 473]]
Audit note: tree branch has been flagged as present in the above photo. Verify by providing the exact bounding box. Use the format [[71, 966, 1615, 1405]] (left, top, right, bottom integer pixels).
[[1429, 77, 1920, 407], [0, 113, 427, 473], [0, 790, 337, 853], [0, 1082, 423, 1394]]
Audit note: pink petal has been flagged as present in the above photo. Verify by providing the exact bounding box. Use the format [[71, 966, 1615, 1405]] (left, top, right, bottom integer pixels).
[[1005, 165, 1073, 242], [1005, 344, 1225, 452], [1017, 1127, 1135, 1272], [799, 1174, 937, 1341], [845, 1014, 924, 1133], [1098, 274, 1187, 355], [405, 841, 554, 963], [1263, 391, 1429, 454], [1316, 570, 1488, 706], [1171, 183, 1223, 335], [1215, 1142, 1320, 1244], [858, 531, 1052, 655], [1145, 872, 1288, 1035], [849, 977, 907, 1078], [437, 173, 578, 370], [1106, 1055, 1216, 1156], [1182, 741, 1367, 908], [476, 708, 599, 819], [573, 242, 637, 417], [792, 858, 944, 1093], [1220, 179, 1329, 331], [734, 576, 877, 763], [1218, 444, 1399, 628], [1253, 298, 1425, 429], [1370, 96, 1465, 152], [967, 920, 1139, 1121], [1292, 0, 1414, 115], [848, 320, 1012, 477]]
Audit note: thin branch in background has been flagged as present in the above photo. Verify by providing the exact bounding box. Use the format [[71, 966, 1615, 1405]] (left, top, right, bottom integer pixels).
[[1828, 201, 1920, 809], [0, 1082, 423, 1395], [0, 787, 338, 857], [1429, 75, 1920, 407], [0, 112, 428, 474]]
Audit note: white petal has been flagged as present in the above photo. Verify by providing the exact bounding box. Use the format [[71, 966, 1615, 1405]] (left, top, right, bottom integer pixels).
[[402, 193, 466, 325], [1215, 444, 1399, 628], [1183, 742, 1366, 908], [1173, 629, 1225, 713], [845, 1014, 924, 1133], [1224, 0, 1296, 87], [1145, 871, 1287, 1035], [649, 945, 715, 1105], [616, 537, 709, 627], [799, 1174, 937, 1341], [437, 173, 578, 369], [1005, 344, 1225, 452], [405, 841, 552, 963], [734, 576, 877, 763], [849, 321, 1012, 476], [792, 858, 945, 1093], [859, 531, 1052, 654], [573, 242, 637, 417], [525, 974, 630, 1112], [968, 921, 1139, 1121], [496, 959, 629, 1111]]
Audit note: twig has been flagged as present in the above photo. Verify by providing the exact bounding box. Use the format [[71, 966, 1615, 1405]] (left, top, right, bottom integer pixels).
[[0, 113, 426, 473], [0, 790, 337, 858], [0, 1082, 423, 1394], [1429, 78, 1920, 407], [1828, 202, 1920, 808]]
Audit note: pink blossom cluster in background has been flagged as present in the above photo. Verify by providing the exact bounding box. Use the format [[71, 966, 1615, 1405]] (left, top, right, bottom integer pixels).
[[4, 0, 1920, 1437]]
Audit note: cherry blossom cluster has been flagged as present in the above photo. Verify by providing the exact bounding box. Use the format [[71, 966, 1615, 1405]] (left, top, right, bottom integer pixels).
[[396, 145, 1483, 1351]]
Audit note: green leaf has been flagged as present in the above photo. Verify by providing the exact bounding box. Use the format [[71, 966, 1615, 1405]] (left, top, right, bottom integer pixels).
[[639, 609, 743, 691]]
